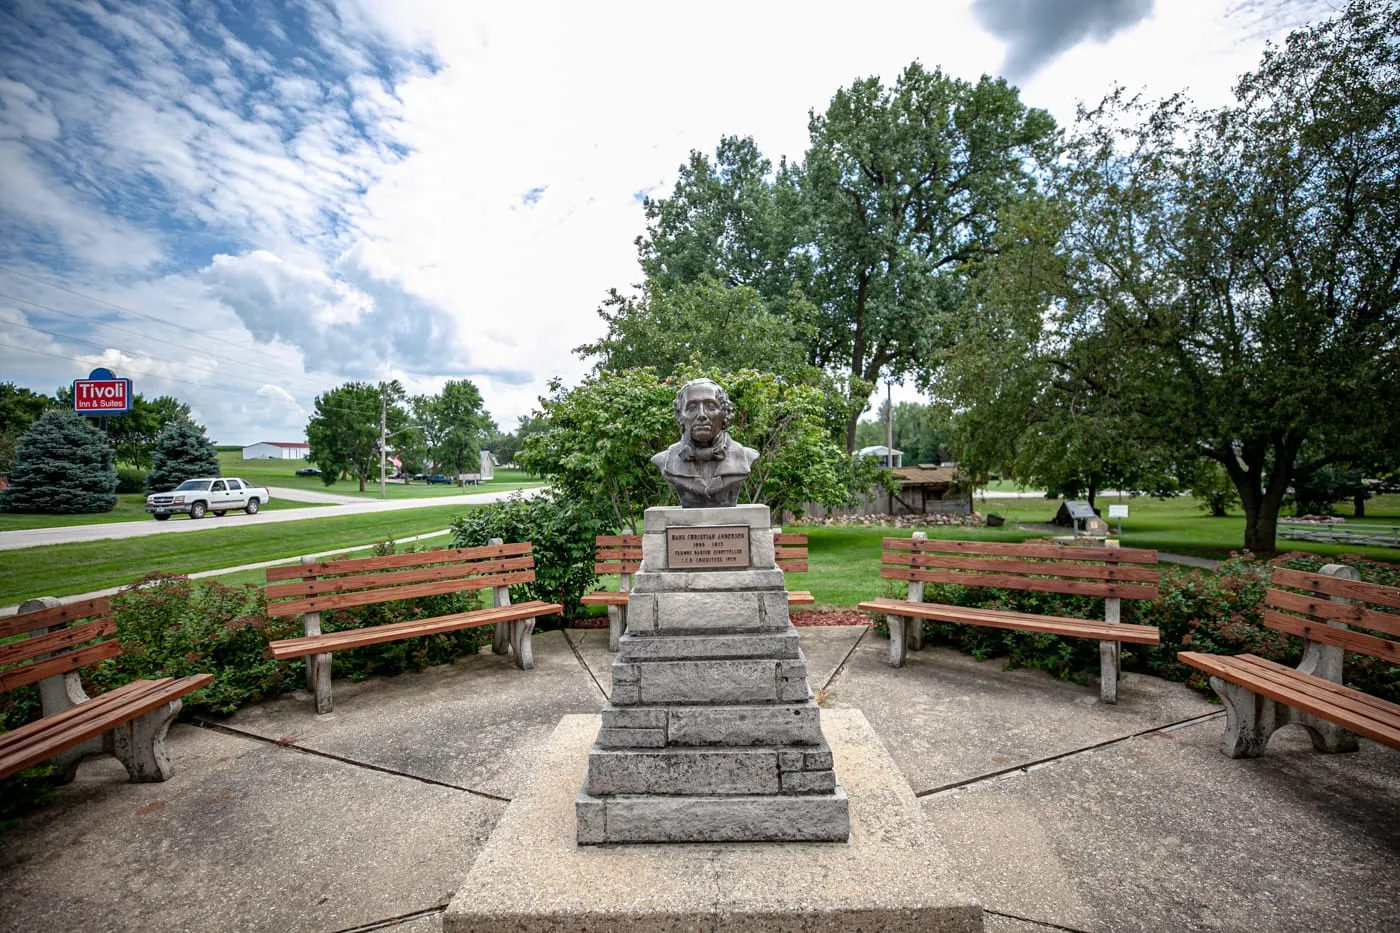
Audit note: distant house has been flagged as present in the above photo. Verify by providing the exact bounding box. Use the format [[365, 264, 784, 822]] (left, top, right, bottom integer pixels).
[[857, 445, 903, 468], [242, 441, 309, 460]]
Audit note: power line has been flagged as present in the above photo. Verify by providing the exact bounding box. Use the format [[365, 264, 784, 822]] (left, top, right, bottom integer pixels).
[[0, 289, 333, 395], [0, 263, 214, 342]]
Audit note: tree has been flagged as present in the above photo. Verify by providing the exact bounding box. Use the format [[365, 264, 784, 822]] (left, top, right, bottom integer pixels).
[[0, 409, 117, 513], [800, 63, 1057, 449], [576, 278, 816, 381], [306, 382, 407, 492], [0, 383, 57, 473], [415, 379, 491, 476], [145, 418, 221, 492], [939, 1, 1400, 550]]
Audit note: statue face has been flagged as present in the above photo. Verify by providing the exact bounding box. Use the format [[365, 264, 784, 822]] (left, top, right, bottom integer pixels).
[[679, 382, 723, 446]]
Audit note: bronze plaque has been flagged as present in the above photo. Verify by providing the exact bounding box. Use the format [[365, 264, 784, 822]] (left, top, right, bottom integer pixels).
[[666, 525, 751, 569]]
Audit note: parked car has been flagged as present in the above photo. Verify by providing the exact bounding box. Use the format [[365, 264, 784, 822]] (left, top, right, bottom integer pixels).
[[426, 474, 454, 485], [295, 467, 321, 477], [145, 478, 272, 520]]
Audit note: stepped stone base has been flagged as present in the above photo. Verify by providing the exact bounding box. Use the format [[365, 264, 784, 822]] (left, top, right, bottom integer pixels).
[[444, 711, 982, 933]]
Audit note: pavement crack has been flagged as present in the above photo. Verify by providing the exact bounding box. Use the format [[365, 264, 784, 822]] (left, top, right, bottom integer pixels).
[[915, 710, 1225, 799], [983, 908, 1096, 932], [819, 625, 869, 694], [326, 905, 445, 932], [190, 718, 512, 802], [562, 627, 611, 700]]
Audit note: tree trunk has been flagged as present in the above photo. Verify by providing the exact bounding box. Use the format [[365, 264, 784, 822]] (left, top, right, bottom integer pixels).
[[1354, 491, 1366, 518]]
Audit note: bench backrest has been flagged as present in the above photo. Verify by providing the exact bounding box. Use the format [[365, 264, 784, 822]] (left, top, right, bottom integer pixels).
[[265, 542, 537, 618], [1264, 567, 1400, 664], [594, 535, 642, 578], [0, 597, 120, 694], [879, 537, 1160, 601], [775, 533, 808, 574]]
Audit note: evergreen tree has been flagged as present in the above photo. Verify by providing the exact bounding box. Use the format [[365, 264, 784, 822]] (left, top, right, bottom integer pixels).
[[146, 419, 221, 492], [0, 410, 117, 514]]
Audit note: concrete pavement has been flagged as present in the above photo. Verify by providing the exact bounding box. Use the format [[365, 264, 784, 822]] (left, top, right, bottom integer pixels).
[[2, 626, 1396, 932], [0, 485, 545, 551]]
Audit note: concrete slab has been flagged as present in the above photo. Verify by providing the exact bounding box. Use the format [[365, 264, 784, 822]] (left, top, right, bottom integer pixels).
[[0, 723, 502, 933], [443, 710, 983, 932], [795, 625, 868, 693], [925, 719, 1400, 933], [222, 631, 604, 797], [567, 626, 616, 695], [825, 637, 1216, 792]]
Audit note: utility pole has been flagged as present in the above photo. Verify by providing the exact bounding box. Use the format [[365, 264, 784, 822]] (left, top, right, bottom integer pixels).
[[379, 388, 387, 500], [885, 380, 893, 468]]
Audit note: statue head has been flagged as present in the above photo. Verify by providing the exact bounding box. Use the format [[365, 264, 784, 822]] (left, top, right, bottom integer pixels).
[[673, 378, 733, 448]]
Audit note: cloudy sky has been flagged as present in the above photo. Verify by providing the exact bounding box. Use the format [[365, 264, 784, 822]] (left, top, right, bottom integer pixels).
[[0, 0, 1336, 445]]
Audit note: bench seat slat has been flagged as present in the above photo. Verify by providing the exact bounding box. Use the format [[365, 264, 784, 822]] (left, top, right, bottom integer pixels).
[[594, 562, 642, 574], [0, 597, 112, 640], [264, 542, 532, 581], [787, 591, 815, 606], [1262, 609, 1400, 663], [581, 591, 630, 606], [0, 674, 213, 781], [596, 547, 644, 560], [266, 600, 563, 660], [881, 537, 1158, 564], [774, 546, 809, 559], [0, 617, 116, 667], [1178, 652, 1400, 749], [776, 561, 810, 573], [858, 597, 1161, 645], [595, 535, 641, 547], [265, 555, 536, 600], [773, 533, 807, 545], [885, 552, 1160, 583], [879, 567, 1158, 601], [1271, 568, 1400, 610], [0, 679, 159, 758], [267, 570, 537, 618]]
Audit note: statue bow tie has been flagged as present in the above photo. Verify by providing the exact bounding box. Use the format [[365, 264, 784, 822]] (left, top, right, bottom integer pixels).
[[680, 439, 728, 462]]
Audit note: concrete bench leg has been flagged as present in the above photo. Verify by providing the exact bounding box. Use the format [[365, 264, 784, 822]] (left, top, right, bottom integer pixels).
[[110, 698, 182, 782], [308, 653, 333, 714], [887, 615, 909, 667], [511, 617, 536, 670], [1209, 676, 1359, 758], [1099, 641, 1120, 705], [492, 621, 511, 656], [607, 604, 627, 652]]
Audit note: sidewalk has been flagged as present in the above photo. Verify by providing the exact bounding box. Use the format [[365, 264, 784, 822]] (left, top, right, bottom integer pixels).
[[2, 627, 1396, 932]]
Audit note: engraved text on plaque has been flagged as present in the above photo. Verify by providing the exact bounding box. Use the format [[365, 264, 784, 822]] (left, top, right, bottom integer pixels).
[[665, 525, 751, 569]]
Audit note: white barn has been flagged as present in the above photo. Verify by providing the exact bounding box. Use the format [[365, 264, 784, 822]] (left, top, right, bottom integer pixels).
[[242, 441, 309, 460]]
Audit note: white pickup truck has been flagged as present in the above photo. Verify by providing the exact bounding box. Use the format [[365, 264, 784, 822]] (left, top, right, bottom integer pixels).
[[145, 477, 272, 521]]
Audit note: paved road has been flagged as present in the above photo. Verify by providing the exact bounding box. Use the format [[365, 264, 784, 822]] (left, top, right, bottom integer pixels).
[[0, 485, 544, 552]]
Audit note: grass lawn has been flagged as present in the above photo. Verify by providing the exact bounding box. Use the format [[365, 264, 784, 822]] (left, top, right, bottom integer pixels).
[[0, 504, 478, 606], [0, 493, 326, 531], [219, 453, 543, 500]]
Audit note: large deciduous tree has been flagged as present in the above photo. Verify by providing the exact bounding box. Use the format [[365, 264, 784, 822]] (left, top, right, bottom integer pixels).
[[939, 0, 1400, 550], [1, 410, 117, 514], [306, 381, 407, 492], [414, 379, 491, 476]]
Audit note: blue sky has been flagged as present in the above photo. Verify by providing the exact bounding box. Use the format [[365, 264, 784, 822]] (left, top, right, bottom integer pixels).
[[0, 0, 1330, 444]]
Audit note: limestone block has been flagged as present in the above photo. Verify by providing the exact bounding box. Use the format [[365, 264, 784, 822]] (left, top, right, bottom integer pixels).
[[631, 569, 787, 594], [781, 769, 838, 793], [597, 727, 667, 749], [804, 748, 834, 770], [609, 684, 641, 705], [601, 707, 667, 730], [611, 662, 640, 685], [578, 789, 851, 844], [644, 504, 771, 534], [760, 591, 792, 626], [575, 795, 606, 845], [779, 750, 804, 770], [666, 702, 824, 746], [634, 659, 785, 704], [586, 747, 782, 796], [616, 631, 802, 662], [624, 592, 657, 633]]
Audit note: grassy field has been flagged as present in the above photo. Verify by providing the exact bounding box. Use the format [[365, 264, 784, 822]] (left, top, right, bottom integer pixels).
[[0, 504, 480, 606], [220, 454, 543, 500], [0, 493, 326, 531]]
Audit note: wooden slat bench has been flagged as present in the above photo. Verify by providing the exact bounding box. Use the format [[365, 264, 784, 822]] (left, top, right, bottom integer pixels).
[[265, 539, 561, 713], [858, 532, 1161, 703], [580, 531, 815, 650], [0, 596, 212, 783], [1180, 564, 1400, 757]]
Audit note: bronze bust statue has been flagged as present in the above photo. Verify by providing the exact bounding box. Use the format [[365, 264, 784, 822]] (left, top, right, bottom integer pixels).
[[651, 378, 759, 508]]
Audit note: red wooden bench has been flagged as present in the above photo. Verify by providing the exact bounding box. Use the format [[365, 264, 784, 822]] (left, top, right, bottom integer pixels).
[[1180, 564, 1400, 757], [580, 531, 814, 650], [858, 532, 1161, 703], [265, 540, 561, 713], [0, 596, 212, 784]]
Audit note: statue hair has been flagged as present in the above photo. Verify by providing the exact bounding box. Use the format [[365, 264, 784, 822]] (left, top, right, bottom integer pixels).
[[673, 378, 734, 430]]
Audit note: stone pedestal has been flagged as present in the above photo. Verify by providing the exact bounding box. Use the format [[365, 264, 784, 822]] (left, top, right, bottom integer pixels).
[[577, 504, 850, 844]]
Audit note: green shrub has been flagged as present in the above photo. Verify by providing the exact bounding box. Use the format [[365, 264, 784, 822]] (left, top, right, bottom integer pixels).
[[450, 490, 609, 622], [115, 467, 148, 494]]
